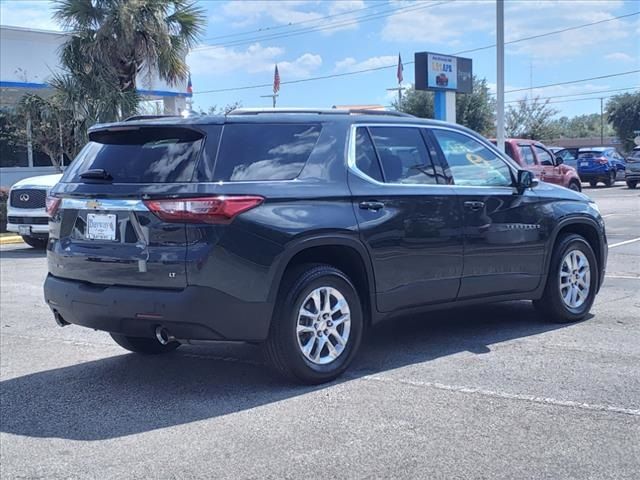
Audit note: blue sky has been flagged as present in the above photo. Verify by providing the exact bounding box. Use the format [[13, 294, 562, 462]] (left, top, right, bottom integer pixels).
[[1, 0, 638, 118]]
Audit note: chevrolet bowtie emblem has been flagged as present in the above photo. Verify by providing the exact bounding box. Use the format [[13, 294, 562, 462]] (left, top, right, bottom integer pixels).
[[86, 200, 102, 209]]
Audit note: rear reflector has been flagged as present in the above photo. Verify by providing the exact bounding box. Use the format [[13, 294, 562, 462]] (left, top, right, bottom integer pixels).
[[46, 196, 61, 217], [143, 196, 264, 224]]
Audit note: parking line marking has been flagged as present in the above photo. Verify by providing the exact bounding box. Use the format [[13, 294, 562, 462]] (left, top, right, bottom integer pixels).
[[602, 213, 637, 218], [609, 237, 640, 248], [606, 275, 640, 280], [362, 375, 640, 417]]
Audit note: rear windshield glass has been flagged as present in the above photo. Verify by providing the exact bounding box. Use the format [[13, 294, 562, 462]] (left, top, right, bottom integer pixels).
[[62, 127, 204, 183], [578, 151, 605, 158], [213, 123, 321, 181]]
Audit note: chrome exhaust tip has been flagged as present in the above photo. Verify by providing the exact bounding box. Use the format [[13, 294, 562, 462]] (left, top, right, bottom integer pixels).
[[155, 326, 175, 345]]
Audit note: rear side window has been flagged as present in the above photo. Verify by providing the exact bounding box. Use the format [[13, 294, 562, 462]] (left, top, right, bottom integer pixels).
[[354, 127, 383, 182], [63, 127, 204, 183], [368, 127, 437, 184], [518, 145, 536, 165], [214, 124, 321, 181]]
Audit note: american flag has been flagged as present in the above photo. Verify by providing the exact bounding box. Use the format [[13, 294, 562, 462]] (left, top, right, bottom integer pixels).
[[187, 73, 193, 94], [397, 53, 403, 84], [273, 64, 280, 94]]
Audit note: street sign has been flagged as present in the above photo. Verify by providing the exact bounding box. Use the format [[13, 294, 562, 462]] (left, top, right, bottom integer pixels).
[[414, 52, 473, 93]]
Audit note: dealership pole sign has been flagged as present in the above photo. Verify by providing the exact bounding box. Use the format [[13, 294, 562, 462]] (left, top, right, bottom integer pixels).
[[414, 51, 473, 93], [413, 51, 473, 122]]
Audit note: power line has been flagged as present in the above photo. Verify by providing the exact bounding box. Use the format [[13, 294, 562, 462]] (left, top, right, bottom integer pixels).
[[201, 1, 391, 42], [192, 12, 640, 95], [504, 86, 639, 104], [503, 70, 640, 95], [193, 1, 450, 51]]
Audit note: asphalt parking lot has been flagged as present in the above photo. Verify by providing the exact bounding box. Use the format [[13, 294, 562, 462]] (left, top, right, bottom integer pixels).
[[1, 184, 639, 479]]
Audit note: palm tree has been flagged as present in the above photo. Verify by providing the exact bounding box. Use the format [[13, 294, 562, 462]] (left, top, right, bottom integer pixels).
[[54, 0, 205, 101]]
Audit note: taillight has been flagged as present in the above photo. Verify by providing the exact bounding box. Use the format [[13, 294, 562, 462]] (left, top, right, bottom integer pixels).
[[143, 196, 264, 224], [597, 157, 608, 164], [46, 196, 61, 217]]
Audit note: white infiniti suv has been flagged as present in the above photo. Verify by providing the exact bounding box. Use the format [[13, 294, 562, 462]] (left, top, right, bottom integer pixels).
[[6, 173, 63, 248]]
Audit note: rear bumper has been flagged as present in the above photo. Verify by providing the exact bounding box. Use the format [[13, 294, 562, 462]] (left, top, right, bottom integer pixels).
[[43, 274, 274, 342], [625, 171, 640, 181]]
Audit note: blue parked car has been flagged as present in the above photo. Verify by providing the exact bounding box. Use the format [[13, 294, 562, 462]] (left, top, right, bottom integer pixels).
[[577, 147, 626, 187]]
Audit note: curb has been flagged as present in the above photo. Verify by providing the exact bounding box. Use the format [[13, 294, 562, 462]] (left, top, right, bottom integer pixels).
[[0, 235, 24, 245]]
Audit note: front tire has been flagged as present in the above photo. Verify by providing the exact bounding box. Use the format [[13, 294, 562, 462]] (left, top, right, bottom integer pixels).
[[627, 180, 637, 189], [110, 333, 180, 354], [604, 170, 616, 187], [534, 234, 598, 323], [589, 180, 597, 188], [265, 264, 364, 384], [21, 236, 47, 249]]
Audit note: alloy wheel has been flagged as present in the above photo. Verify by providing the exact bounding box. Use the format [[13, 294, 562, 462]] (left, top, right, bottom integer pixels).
[[296, 286, 351, 365], [559, 249, 591, 309]]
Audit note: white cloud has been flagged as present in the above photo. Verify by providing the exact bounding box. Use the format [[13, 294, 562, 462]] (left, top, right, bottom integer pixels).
[[217, 0, 366, 35], [0, 0, 60, 31], [188, 43, 321, 79], [382, 1, 493, 45], [604, 52, 636, 64], [335, 55, 397, 73]]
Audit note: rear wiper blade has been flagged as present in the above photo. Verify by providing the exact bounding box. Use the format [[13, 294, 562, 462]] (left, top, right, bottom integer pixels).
[[80, 169, 113, 181]]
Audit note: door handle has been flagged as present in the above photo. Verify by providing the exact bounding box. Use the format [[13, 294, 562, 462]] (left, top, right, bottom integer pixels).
[[359, 201, 385, 211], [463, 201, 485, 211]]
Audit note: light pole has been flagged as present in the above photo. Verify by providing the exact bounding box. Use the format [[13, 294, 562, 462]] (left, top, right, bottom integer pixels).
[[496, 0, 505, 153]]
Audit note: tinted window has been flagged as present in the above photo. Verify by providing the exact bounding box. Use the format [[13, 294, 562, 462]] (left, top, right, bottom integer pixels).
[[534, 145, 554, 165], [432, 129, 512, 187], [369, 127, 437, 184], [214, 124, 321, 181], [518, 145, 536, 165], [354, 127, 383, 182], [63, 127, 203, 183]]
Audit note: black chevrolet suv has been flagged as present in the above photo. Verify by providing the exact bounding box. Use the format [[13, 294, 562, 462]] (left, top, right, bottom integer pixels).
[[44, 109, 607, 384]]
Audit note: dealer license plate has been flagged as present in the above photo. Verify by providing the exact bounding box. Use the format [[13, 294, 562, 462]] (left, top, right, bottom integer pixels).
[[86, 213, 117, 241]]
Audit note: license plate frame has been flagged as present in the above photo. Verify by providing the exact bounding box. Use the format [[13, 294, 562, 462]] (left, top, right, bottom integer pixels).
[[86, 213, 117, 241], [18, 225, 31, 236]]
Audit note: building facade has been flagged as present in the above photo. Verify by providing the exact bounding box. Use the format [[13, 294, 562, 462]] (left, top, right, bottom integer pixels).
[[0, 25, 192, 187]]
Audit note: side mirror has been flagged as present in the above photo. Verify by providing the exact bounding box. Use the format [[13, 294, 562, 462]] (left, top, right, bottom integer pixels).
[[516, 169, 537, 192], [555, 156, 564, 165]]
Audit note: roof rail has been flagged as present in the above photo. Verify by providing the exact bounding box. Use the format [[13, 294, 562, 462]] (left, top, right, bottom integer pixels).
[[228, 107, 414, 118], [124, 114, 181, 122]]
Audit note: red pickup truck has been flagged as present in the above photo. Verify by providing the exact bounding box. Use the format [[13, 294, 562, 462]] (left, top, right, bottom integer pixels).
[[492, 139, 582, 191]]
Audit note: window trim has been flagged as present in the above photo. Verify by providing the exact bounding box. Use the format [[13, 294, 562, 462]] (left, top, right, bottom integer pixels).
[[349, 123, 517, 189]]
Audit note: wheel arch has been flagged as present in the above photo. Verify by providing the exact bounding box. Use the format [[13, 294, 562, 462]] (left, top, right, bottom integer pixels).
[[268, 235, 377, 326], [544, 217, 606, 294]]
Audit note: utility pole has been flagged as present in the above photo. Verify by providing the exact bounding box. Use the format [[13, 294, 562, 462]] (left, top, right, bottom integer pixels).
[[260, 93, 278, 108], [386, 86, 405, 106], [600, 97, 604, 145], [496, 0, 505, 153]]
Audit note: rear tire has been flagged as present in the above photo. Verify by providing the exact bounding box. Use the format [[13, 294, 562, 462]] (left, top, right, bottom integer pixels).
[[604, 170, 615, 187], [627, 181, 637, 189], [568, 181, 581, 192], [265, 264, 364, 384], [589, 181, 597, 188], [110, 333, 180, 354], [533, 234, 598, 323], [21, 236, 47, 249]]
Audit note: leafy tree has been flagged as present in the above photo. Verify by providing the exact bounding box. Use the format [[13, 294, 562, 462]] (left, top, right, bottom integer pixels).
[[455, 77, 495, 136], [505, 96, 560, 140], [607, 92, 640, 152], [549, 114, 614, 139], [394, 77, 495, 135], [16, 94, 75, 168], [54, 0, 205, 116]]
